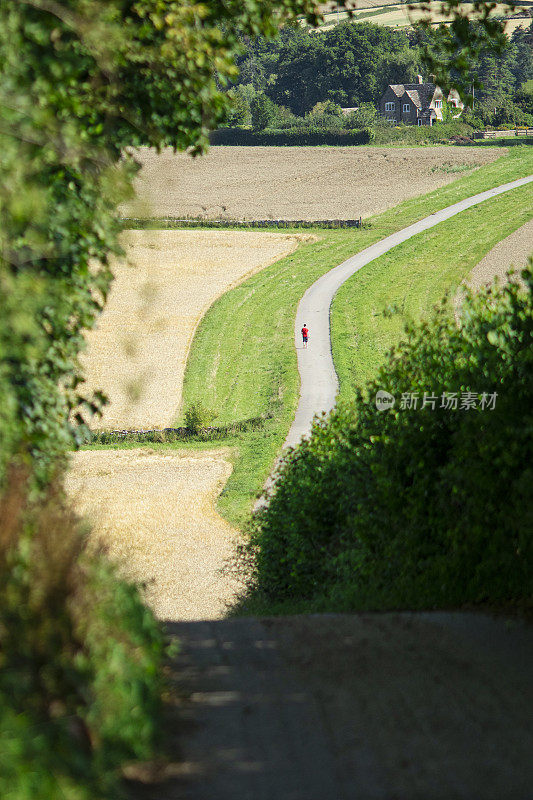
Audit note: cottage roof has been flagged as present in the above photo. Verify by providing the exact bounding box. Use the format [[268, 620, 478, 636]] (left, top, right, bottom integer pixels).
[[388, 83, 437, 110]]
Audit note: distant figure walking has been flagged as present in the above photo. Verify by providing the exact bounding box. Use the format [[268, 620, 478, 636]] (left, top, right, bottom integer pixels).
[[301, 324, 309, 348]]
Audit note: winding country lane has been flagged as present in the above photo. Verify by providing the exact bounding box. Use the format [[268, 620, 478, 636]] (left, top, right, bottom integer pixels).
[[287, 174, 533, 447], [128, 178, 533, 800]]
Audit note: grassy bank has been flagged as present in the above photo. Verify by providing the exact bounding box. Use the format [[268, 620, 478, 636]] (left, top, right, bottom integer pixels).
[[332, 181, 533, 400], [180, 146, 533, 524]]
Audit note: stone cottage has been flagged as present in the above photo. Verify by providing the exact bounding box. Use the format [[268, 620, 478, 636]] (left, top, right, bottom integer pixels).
[[379, 76, 464, 126]]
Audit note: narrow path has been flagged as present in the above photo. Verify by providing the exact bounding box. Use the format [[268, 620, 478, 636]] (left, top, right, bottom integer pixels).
[[287, 174, 533, 447]]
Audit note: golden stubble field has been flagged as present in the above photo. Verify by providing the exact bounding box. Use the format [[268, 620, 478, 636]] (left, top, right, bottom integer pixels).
[[314, 1, 532, 31], [73, 229, 308, 621], [66, 448, 242, 620], [81, 228, 304, 430], [123, 146, 503, 222]]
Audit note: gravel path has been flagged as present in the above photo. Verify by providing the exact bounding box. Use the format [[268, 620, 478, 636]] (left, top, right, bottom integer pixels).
[[129, 613, 533, 800]]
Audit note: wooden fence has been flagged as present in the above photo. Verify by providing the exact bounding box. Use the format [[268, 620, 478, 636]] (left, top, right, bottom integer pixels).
[[474, 129, 533, 139]]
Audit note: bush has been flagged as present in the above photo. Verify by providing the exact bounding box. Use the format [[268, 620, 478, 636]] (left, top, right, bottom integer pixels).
[[343, 103, 379, 129], [184, 402, 216, 433], [0, 470, 166, 799], [472, 97, 533, 129], [270, 105, 302, 130], [246, 265, 533, 612], [210, 127, 374, 146]]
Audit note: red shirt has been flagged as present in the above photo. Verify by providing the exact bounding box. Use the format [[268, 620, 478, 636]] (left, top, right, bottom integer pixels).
[[301, 327, 309, 338]]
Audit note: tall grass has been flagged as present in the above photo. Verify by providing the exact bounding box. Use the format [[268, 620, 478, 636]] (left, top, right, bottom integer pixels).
[[0, 468, 166, 800]]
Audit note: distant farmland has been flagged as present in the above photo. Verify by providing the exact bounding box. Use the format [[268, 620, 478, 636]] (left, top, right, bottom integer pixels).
[[123, 145, 503, 222], [313, 0, 533, 30]]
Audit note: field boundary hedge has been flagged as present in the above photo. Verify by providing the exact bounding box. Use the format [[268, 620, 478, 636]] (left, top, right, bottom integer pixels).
[[89, 416, 267, 444], [209, 127, 373, 146], [120, 216, 366, 229]]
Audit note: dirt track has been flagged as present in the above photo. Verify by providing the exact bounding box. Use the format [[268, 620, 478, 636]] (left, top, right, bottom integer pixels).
[[129, 613, 533, 800]]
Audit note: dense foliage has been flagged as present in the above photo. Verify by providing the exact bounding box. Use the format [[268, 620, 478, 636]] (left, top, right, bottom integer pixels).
[[246, 266, 533, 612], [233, 22, 423, 113], [0, 472, 166, 799]]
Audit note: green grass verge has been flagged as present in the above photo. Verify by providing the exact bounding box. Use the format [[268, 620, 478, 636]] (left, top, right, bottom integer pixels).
[[332, 180, 533, 401], [179, 146, 533, 524]]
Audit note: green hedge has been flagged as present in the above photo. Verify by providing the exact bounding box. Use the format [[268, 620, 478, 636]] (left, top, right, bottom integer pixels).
[[210, 127, 374, 146], [245, 266, 533, 612], [371, 121, 474, 146]]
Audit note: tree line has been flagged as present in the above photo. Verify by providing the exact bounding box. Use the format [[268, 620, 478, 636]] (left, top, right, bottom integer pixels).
[[224, 20, 533, 129]]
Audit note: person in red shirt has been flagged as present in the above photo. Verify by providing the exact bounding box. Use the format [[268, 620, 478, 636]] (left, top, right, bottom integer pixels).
[[301, 324, 309, 348]]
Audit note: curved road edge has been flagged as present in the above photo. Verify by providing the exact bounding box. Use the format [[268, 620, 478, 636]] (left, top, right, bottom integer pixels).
[[287, 174, 533, 449]]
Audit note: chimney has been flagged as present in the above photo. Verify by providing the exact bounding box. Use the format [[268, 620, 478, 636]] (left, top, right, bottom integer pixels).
[[417, 74, 423, 84]]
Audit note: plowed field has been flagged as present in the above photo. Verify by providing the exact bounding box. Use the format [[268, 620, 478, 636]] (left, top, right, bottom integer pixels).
[[122, 145, 502, 222]]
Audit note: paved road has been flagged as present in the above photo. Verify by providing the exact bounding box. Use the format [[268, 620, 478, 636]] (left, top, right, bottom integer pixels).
[[287, 174, 533, 447], [131, 613, 533, 800]]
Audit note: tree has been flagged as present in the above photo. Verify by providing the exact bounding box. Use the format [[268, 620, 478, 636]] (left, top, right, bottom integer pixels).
[[416, 9, 517, 102], [265, 22, 419, 114], [250, 92, 278, 130], [226, 86, 253, 126]]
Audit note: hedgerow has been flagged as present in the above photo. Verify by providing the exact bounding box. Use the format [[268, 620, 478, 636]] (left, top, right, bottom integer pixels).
[[246, 264, 533, 611], [371, 121, 474, 145], [210, 126, 374, 146]]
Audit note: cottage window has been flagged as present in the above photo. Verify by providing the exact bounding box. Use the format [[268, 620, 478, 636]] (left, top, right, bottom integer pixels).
[[403, 103, 410, 113], [435, 100, 443, 109], [385, 101, 395, 111]]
